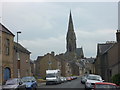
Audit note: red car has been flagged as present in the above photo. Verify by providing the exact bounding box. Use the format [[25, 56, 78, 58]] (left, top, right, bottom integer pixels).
[[94, 82, 119, 89], [66, 77, 72, 81]]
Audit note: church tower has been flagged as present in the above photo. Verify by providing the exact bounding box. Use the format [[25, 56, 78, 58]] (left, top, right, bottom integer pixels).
[[66, 11, 77, 53]]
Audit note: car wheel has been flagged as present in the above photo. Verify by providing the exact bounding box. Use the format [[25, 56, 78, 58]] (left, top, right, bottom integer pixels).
[[85, 85, 90, 90], [46, 82, 49, 85], [33, 84, 37, 90], [33, 87, 37, 90]]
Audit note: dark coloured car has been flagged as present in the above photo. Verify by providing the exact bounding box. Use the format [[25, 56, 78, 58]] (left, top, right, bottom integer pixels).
[[2, 78, 26, 90], [22, 76, 37, 89], [72, 76, 77, 80], [70, 76, 77, 80]]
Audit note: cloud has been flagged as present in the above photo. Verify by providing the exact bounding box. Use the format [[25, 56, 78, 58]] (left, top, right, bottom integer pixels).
[[76, 28, 116, 40], [2, 2, 117, 59], [20, 28, 116, 59], [20, 35, 66, 59], [2, 3, 55, 30], [76, 29, 116, 57], [2, 2, 69, 40]]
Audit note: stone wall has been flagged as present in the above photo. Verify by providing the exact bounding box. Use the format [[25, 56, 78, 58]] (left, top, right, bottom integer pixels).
[[20, 52, 31, 77], [13, 49, 31, 78], [2, 31, 14, 84], [35, 54, 61, 79], [0, 31, 2, 85]]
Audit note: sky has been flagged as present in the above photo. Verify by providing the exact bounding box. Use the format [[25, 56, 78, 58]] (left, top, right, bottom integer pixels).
[[1, 1, 118, 60]]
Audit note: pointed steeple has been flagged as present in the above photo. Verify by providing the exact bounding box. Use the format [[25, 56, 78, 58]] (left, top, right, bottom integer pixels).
[[68, 10, 74, 31], [66, 11, 77, 53]]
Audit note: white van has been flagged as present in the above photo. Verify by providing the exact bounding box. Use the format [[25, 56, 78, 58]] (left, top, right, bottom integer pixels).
[[46, 69, 61, 85]]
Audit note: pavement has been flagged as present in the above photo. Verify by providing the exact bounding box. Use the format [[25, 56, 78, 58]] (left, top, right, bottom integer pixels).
[[38, 82, 46, 87]]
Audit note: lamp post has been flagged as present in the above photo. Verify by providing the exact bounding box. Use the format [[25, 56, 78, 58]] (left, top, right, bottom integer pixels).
[[17, 31, 21, 78]]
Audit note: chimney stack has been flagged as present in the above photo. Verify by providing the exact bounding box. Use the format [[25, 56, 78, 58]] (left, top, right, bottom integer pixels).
[[116, 30, 120, 43], [51, 51, 55, 56]]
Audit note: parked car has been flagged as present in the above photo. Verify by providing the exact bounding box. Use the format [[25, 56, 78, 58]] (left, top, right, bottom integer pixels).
[[2, 78, 26, 90], [72, 76, 77, 80], [66, 77, 72, 81], [64, 77, 67, 82], [70, 76, 77, 80], [60, 77, 65, 83], [85, 74, 104, 89], [81, 75, 88, 84], [70, 76, 74, 80], [94, 82, 119, 89], [22, 76, 37, 89]]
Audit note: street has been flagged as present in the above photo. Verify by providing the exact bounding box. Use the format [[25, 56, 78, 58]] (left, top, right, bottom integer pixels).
[[38, 77, 85, 88], [1, 2, 119, 88]]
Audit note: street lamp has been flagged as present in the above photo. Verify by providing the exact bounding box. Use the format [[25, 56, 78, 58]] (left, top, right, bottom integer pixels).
[[17, 31, 21, 78]]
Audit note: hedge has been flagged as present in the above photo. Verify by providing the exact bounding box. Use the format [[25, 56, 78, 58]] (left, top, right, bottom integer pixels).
[[111, 73, 120, 85]]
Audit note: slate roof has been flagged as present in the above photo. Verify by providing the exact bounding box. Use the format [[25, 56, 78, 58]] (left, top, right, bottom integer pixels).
[[97, 43, 115, 55], [14, 42, 31, 54], [86, 58, 95, 64], [30, 60, 35, 64], [76, 48, 84, 57], [79, 61, 85, 68], [0, 23, 15, 36], [35, 56, 44, 62], [56, 53, 84, 68], [36, 53, 61, 63], [55, 54, 69, 63]]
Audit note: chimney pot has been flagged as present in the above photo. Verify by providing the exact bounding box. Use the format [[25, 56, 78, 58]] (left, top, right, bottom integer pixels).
[[51, 51, 55, 56], [116, 30, 120, 42]]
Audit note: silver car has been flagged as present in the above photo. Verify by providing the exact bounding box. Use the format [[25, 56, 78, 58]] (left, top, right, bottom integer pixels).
[[2, 78, 26, 90], [85, 74, 104, 89], [81, 75, 88, 84]]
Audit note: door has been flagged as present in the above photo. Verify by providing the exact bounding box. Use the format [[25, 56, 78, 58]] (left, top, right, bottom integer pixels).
[[4, 67, 11, 81]]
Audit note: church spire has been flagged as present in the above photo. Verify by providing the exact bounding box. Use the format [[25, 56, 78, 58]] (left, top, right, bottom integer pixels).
[[66, 11, 77, 53], [68, 10, 74, 31]]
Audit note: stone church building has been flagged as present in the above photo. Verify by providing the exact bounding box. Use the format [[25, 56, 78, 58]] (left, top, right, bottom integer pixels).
[[34, 11, 84, 78], [57, 11, 84, 76], [65, 11, 84, 59]]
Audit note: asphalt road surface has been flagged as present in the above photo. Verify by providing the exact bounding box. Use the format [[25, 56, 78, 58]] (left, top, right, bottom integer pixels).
[[38, 77, 85, 88]]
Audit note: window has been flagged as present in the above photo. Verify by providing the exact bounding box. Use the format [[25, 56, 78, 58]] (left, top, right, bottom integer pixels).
[[5, 39, 10, 55], [109, 69, 112, 77]]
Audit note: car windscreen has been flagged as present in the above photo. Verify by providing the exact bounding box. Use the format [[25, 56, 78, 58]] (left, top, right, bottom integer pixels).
[[22, 77, 35, 82], [96, 84, 117, 88], [6, 79, 18, 85], [87, 75, 101, 81], [46, 74, 56, 78]]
